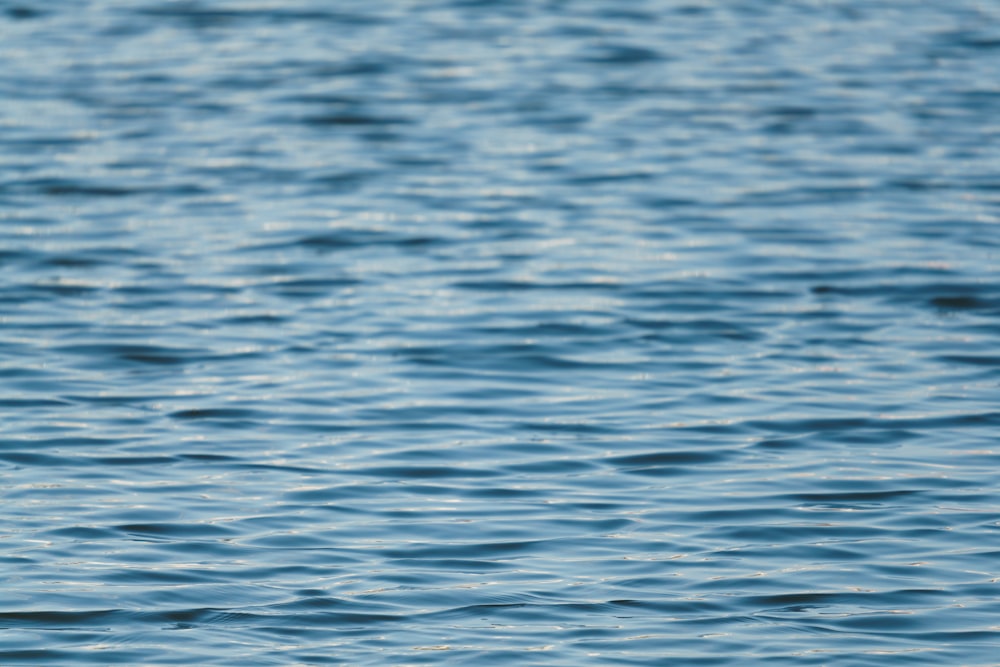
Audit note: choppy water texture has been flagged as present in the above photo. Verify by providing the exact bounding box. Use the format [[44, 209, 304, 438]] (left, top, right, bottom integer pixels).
[[2, 1, 1000, 664]]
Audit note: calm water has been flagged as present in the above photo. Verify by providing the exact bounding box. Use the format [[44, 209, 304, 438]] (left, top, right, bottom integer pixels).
[[2, 1, 1000, 665]]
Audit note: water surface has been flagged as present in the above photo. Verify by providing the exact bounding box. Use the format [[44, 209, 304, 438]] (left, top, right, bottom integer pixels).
[[2, 1, 1000, 665]]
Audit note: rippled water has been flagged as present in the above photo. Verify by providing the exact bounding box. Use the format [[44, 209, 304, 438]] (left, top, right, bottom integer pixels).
[[3, 1, 1000, 664]]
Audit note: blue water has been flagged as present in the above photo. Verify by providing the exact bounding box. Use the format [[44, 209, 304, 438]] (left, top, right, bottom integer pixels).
[[2, 1, 1000, 664]]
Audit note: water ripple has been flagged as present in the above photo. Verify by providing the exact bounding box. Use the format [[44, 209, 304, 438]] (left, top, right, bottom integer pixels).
[[3, 0, 1000, 664]]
